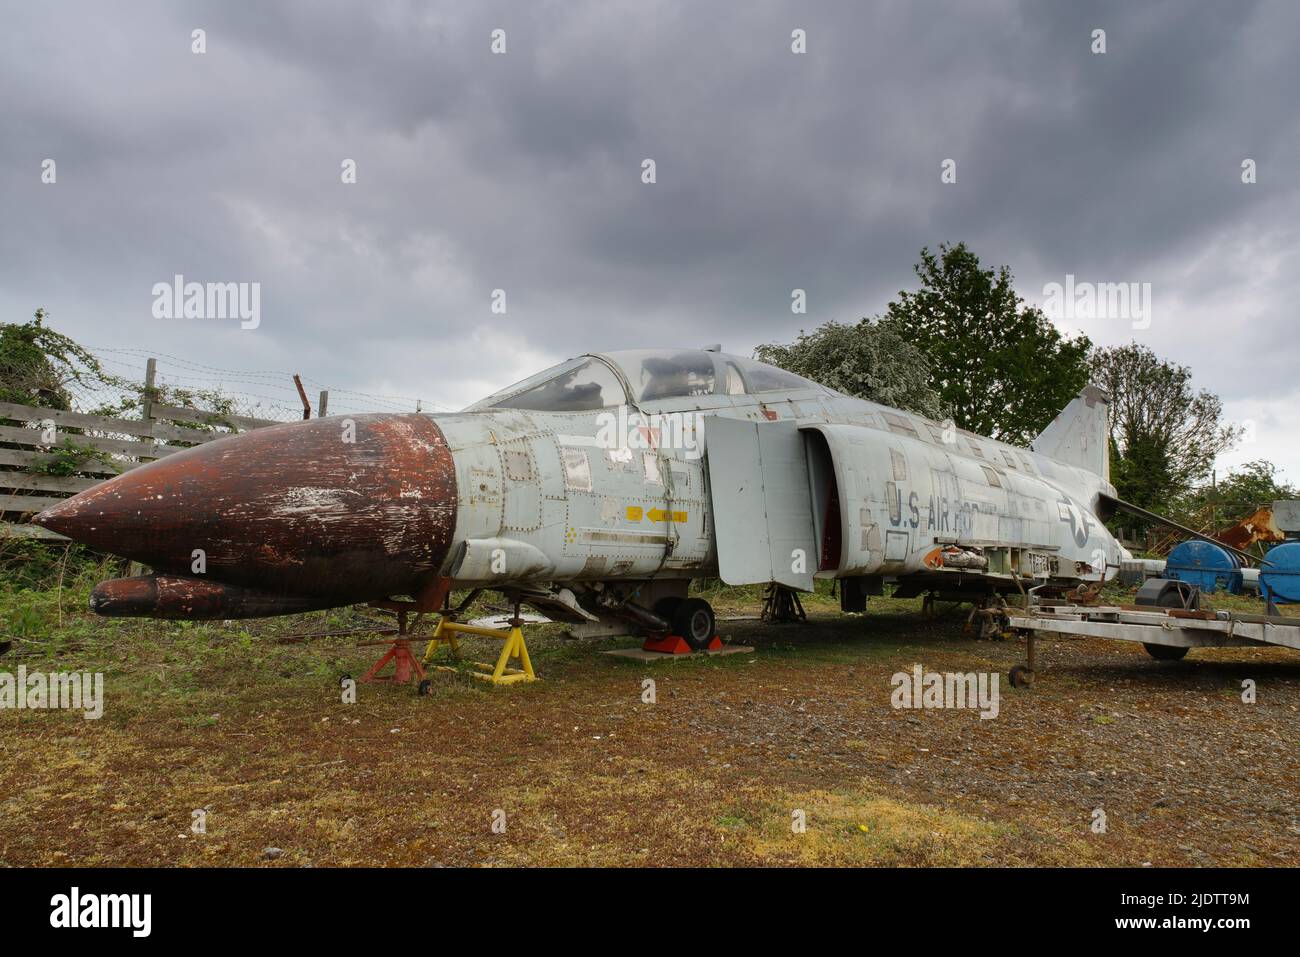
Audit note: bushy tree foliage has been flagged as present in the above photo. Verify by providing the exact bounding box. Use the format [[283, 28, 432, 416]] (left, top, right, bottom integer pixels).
[[1092, 342, 1240, 495], [1173, 460, 1298, 531], [755, 319, 942, 417], [0, 308, 114, 410], [879, 242, 1093, 445]]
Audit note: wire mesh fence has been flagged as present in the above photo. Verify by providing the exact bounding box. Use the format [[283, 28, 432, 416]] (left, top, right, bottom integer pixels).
[[81, 346, 451, 422], [2, 319, 458, 534]]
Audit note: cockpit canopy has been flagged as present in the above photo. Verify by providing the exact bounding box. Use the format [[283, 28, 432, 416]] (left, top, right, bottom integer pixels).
[[465, 349, 829, 413]]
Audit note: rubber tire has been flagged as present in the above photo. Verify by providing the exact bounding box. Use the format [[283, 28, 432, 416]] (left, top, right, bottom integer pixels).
[[653, 596, 684, 630], [416, 678, 433, 697], [1143, 642, 1190, 661], [672, 598, 716, 650]]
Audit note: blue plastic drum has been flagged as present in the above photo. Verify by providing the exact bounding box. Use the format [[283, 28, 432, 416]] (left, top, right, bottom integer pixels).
[[1260, 541, 1300, 605], [1165, 540, 1242, 595]]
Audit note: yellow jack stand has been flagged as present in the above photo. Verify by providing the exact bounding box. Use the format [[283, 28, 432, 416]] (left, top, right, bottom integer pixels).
[[422, 614, 537, 686], [421, 619, 462, 663]]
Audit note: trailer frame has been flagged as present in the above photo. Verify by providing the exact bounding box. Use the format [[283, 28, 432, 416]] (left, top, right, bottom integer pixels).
[[1002, 600, 1300, 686]]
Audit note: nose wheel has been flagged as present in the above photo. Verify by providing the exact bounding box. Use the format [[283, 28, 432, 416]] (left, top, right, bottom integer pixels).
[[674, 597, 717, 650], [643, 596, 719, 653]]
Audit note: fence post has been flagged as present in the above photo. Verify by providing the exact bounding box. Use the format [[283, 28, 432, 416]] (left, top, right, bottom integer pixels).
[[292, 374, 311, 419], [129, 356, 159, 576], [141, 357, 157, 425], [318, 390, 329, 417]]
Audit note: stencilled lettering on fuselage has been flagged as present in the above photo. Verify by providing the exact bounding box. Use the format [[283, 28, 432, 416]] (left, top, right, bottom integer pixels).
[[925, 493, 974, 535], [887, 485, 975, 537]]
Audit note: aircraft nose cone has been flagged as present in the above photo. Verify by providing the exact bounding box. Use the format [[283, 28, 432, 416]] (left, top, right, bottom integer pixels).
[[33, 414, 457, 603]]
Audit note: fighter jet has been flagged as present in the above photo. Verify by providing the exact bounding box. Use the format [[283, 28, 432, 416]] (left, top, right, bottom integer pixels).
[[34, 347, 1124, 646]]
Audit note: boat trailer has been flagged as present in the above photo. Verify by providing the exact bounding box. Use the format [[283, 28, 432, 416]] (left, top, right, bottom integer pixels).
[[1000, 579, 1300, 687]]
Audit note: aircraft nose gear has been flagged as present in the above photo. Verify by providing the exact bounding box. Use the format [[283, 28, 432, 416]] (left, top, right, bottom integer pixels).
[[641, 596, 721, 654]]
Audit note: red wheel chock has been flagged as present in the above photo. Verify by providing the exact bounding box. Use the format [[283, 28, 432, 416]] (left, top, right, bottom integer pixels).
[[361, 638, 427, 684], [641, 634, 723, 654]]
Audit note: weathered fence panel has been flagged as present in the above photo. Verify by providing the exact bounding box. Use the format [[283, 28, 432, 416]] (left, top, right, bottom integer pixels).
[[1, 382, 283, 542]]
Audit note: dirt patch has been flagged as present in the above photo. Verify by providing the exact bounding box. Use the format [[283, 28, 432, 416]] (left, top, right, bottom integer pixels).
[[1, 597, 1296, 866]]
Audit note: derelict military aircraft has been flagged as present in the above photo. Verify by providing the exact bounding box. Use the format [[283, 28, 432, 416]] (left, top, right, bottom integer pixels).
[[35, 347, 1126, 647]]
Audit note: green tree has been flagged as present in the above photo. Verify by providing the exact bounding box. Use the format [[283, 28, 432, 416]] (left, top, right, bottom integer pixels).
[[1174, 460, 1298, 531], [1109, 434, 1176, 533], [1092, 342, 1239, 505], [0, 308, 116, 410], [754, 319, 942, 417], [879, 242, 1093, 444], [0, 308, 240, 421]]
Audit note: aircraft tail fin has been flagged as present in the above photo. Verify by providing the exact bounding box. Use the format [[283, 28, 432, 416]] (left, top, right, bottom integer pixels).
[[1030, 385, 1110, 480]]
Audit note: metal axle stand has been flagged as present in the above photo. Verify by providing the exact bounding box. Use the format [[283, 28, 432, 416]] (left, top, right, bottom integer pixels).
[[360, 608, 428, 685], [422, 603, 537, 686]]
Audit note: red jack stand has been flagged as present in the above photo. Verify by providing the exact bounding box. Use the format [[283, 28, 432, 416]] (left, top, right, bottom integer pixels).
[[360, 607, 428, 684], [361, 638, 427, 684], [641, 634, 723, 654]]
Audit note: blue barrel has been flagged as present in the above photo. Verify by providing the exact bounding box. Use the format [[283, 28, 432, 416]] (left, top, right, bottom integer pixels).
[[1165, 540, 1242, 595], [1260, 541, 1300, 605]]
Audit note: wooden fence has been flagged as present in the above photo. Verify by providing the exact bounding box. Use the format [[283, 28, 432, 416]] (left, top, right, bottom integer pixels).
[[0, 395, 282, 542]]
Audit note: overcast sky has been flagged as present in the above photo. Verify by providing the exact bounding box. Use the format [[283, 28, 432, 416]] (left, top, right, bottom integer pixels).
[[2, 1, 1296, 480]]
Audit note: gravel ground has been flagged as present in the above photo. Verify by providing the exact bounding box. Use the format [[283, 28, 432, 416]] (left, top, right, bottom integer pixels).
[[1, 600, 1296, 866]]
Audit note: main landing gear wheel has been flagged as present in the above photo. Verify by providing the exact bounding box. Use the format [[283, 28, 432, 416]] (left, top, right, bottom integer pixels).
[[673, 598, 716, 650], [653, 596, 683, 624], [1143, 643, 1190, 661]]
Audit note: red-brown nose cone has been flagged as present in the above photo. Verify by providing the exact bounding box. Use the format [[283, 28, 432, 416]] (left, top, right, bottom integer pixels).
[[34, 414, 457, 604]]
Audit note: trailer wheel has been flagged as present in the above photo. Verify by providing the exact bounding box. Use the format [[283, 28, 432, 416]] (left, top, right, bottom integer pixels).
[[1008, 665, 1033, 688], [673, 598, 716, 650], [1143, 642, 1190, 661]]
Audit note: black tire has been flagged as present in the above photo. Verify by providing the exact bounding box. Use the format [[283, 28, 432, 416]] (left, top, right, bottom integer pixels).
[[672, 598, 716, 650], [1143, 642, 1190, 661], [1135, 578, 1201, 612], [416, 678, 433, 697], [652, 596, 684, 631]]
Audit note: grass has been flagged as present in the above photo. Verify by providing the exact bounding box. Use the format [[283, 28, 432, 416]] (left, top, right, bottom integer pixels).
[[732, 787, 1024, 867], [2, 556, 1296, 867]]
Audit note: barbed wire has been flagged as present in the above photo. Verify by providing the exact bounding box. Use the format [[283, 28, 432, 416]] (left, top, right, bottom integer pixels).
[[80, 345, 456, 418]]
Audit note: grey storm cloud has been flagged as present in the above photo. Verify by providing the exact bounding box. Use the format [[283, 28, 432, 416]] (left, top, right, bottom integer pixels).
[[0, 0, 1297, 470]]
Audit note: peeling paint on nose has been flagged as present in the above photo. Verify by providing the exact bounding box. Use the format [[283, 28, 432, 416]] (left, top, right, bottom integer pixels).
[[34, 414, 458, 604]]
